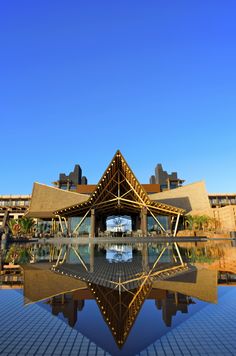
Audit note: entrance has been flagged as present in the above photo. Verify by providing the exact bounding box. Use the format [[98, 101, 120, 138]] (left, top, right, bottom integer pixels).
[[106, 216, 132, 237]]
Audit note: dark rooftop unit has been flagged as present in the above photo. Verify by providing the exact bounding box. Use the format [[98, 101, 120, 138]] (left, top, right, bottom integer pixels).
[[150, 163, 184, 191], [55, 164, 87, 191]]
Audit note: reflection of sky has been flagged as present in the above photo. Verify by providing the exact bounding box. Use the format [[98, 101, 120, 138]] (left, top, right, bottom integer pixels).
[[106, 245, 132, 262]]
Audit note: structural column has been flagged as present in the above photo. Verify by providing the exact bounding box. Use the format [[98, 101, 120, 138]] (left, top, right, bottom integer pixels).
[[141, 207, 148, 237], [67, 217, 72, 236], [89, 244, 94, 272], [90, 209, 95, 238], [141, 244, 149, 271]]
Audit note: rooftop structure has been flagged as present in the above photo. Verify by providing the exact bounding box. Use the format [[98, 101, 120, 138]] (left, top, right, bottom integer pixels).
[[53, 164, 87, 191], [150, 163, 185, 191]]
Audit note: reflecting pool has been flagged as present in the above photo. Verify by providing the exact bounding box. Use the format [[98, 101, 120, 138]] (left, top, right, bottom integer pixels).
[[1, 240, 236, 355]]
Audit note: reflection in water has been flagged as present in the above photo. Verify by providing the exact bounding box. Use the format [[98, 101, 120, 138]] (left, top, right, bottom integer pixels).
[[49, 294, 84, 327], [155, 292, 195, 327], [22, 243, 197, 348], [1, 240, 236, 353]]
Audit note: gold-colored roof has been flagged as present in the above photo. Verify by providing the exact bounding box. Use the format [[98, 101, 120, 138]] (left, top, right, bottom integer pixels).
[[56, 150, 185, 217], [25, 182, 89, 219], [22, 264, 87, 304], [149, 181, 210, 213], [153, 268, 217, 303]]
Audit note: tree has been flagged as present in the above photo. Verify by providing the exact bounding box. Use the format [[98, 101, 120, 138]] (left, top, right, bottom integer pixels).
[[18, 217, 35, 235], [185, 215, 220, 231], [5, 246, 32, 264], [194, 215, 210, 231], [185, 215, 194, 230], [8, 219, 20, 236]]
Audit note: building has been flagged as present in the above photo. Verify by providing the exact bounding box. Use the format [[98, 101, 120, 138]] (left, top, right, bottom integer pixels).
[[209, 193, 236, 208], [53, 164, 88, 191], [2, 151, 236, 235], [150, 163, 185, 191], [0, 195, 31, 227], [26, 151, 185, 237]]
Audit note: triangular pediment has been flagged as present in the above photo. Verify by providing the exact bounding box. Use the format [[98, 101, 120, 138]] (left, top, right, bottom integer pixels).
[[56, 150, 184, 217]]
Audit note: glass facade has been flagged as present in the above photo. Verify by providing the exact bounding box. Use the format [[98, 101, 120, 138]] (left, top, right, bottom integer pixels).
[[70, 217, 91, 235]]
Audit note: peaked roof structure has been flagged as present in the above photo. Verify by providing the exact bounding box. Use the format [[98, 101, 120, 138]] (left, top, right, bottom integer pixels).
[[89, 282, 152, 348], [56, 150, 184, 218]]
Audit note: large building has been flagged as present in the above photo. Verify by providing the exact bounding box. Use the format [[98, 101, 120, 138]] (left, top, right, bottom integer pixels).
[[26, 151, 185, 237], [208, 193, 236, 208], [53, 164, 88, 191], [1, 151, 236, 234], [150, 163, 184, 191], [0, 195, 30, 227]]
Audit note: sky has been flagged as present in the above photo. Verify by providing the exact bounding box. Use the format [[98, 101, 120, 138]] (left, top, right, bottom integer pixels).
[[1, 0, 236, 194]]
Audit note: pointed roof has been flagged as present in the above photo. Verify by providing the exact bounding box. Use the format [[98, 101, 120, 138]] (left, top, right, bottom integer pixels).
[[56, 150, 184, 217], [89, 282, 152, 348]]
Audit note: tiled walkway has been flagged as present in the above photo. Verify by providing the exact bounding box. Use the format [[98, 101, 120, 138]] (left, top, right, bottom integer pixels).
[[0, 291, 110, 356], [1, 289, 236, 355], [138, 288, 236, 355]]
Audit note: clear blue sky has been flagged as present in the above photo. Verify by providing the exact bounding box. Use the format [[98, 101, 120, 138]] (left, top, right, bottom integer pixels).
[[1, 0, 236, 194]]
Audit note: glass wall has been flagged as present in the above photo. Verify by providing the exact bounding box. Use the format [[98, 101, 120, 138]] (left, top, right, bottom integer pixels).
[[147, 215, 169, 233], [69, 217, 91, 236]]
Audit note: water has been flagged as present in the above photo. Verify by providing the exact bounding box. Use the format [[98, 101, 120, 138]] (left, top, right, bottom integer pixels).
[[1, 239, 236, 355]]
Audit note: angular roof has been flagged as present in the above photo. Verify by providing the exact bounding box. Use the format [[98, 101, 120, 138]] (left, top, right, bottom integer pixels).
[[25, 182, 89, 218], [56, 150, 184, 217], [22, 264, 87, 304], [149, 180, 210, 213]]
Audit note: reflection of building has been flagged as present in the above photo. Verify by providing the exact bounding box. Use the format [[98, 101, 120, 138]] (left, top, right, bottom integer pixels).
[[23, 240, 235, 352], [150, 163, 184, 191], [155, 292, 194, 326], [50, 294, 84, 327]]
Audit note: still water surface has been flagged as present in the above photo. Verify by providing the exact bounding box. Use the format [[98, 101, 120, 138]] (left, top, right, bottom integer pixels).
[[1, 240, 236, 355]]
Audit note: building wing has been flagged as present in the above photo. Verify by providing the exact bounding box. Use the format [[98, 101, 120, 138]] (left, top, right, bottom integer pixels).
[[25, 182, 89, 219]]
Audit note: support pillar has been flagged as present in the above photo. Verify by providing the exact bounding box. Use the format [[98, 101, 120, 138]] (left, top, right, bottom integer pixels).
[[173, 214, 180, 237], [67, 218, 72, 236], [90, 209, 95, 238], [89, 244, 94, 272], [134, 215, 141, 231], [142, 244, 149, 271]]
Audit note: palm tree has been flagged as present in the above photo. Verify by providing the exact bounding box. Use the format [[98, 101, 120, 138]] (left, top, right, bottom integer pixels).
[[18, 217, 35, 235], [198, 215, 210, 231], [8, 219, 20, 236], [185, 215, 194, 230]]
